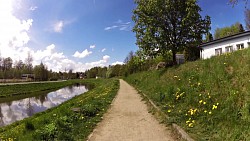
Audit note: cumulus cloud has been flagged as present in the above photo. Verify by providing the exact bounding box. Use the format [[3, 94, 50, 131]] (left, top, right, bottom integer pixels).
[[104, 20, 132, 31], [0, 0, 33, 59], [112, 61, 124, 65], [85, 55, 110, 68], [73, 49, 92, 58], [90, 45, 95, 49]]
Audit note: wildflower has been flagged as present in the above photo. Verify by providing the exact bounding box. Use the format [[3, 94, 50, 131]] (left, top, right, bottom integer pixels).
[[188, 123, 193, 127], [216, 103, 219, 105], [212, 105, 218, 110], [208, 96, 211, 99], [203, 102, 206, 105], [168, 110, 171, 113], [199, 100, 203, 104], [204, 110, 207, 113], [199, 94, 202, 96], [198, 82, 201, 86], [174, 76, 178, 78], [209, 111, 212, 114], [224, 62, 227, 65], [178, 79, 181, 81]]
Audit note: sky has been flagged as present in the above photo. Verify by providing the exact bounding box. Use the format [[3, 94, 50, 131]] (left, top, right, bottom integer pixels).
[[0, 0, 249, 72]]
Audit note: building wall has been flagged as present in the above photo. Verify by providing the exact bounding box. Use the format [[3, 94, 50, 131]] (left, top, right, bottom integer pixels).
[[201, 36, 250, 59]]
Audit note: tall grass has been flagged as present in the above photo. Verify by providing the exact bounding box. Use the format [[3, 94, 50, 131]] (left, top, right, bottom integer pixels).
[[125, 48, 250, 140]]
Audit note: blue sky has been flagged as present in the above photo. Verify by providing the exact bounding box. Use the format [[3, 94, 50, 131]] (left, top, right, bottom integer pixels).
[[0, 0, 248, 72]]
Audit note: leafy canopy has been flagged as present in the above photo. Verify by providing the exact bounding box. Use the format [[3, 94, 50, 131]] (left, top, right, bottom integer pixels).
[[132, 0, 211, 63]]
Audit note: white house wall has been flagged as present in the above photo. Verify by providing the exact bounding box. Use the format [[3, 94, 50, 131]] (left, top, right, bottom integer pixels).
[[201, 36, 250, 59]]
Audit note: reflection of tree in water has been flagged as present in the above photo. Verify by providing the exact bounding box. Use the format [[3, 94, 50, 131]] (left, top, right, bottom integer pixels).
[[39, 94, 47, 106], [0, 106, 4, 126], [26, 98, 34, 116], [68, 85, 74, 94], [6, 101, 12, 109]]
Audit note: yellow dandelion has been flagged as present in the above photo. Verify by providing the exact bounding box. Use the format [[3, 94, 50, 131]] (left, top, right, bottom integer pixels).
[[168, 110, 171, 113], [212, 105, 218, 110], [209, 111, 212, 114], [199, 100, 203, 104], [203, 102, 206, 105], [204, 110, 207, 113]]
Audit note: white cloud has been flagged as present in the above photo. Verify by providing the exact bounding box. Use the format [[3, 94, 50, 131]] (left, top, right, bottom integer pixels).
[[29, 6, 38, 11], [53, 21, 64, 33], [104, 20, 132, 31], [85, 55, 110, 68], [112, 61, 124, 66], [0, 0, 33, 59], [73, 49, 92, 58], [90, 45, 95, 49], [104, 25, 118, 31], [101, 48, 106, 52]]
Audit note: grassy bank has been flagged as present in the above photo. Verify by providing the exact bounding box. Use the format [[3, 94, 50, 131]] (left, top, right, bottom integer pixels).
[[0, 80, 84, 99], [0, 78, 119, 140], [125, 48, 250, 140]]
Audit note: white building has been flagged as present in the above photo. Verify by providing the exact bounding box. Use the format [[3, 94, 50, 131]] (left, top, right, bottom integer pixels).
[[200, 31, 250, 59]]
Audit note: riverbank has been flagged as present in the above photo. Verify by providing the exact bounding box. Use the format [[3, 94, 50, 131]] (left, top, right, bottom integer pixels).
[[124, 48, 250, 140], [0, 79, 119, 140], [0, 80, 83, 100]]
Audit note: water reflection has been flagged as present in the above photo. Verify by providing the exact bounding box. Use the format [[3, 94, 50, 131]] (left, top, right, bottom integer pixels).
[[0, 85, 88, 127]]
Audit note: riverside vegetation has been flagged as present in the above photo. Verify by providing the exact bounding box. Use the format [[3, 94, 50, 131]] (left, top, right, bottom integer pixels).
[[125, 48, 250, 140], [0, 79, 119, 140]]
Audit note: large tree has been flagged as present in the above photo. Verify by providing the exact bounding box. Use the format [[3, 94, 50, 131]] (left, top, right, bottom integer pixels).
[[132, 0, 211, 64]]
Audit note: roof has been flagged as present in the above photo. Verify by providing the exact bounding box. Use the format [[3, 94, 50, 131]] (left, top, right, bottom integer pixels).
[[200, 30, 250, 48]]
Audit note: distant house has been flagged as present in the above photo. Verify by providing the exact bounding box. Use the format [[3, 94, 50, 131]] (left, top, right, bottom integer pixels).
[[21, 74, 34, 80], [200, 31, 250, 59]]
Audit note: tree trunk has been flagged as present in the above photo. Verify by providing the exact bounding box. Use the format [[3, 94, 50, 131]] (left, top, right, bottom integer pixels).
[[172, 50, 177, 65]]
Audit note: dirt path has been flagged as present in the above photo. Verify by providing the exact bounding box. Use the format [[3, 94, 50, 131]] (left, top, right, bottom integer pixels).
[[88, 79, 175, 141]]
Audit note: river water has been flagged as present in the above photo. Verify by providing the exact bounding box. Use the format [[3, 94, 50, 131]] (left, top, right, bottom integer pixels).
[[0, 84, 88, 127]]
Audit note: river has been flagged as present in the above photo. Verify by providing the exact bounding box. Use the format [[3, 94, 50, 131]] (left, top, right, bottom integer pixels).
[[0, 84, 88, 127]]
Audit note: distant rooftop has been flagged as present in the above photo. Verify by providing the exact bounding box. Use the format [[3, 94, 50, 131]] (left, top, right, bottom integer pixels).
[[200, 30, 250, 48]]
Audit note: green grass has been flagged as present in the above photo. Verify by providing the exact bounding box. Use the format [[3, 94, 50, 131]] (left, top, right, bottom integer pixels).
[[0, 78, 119, 141], [125, 48, 250, 140]]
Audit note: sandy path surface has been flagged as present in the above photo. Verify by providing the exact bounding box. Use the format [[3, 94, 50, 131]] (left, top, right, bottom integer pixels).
[[88, 79, 175, 141]]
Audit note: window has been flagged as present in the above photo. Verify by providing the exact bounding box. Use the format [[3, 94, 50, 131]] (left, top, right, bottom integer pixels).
[[215, 48, 222, 56], [225, 46, 233, 53], [236, 43, 244, 50]]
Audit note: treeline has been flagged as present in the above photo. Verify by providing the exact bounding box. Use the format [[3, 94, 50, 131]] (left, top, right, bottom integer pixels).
[[0, 54, 77, 81]]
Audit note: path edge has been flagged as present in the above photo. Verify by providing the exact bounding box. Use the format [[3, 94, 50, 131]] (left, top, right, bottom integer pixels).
[[129, 81, 195, 141], [86, 79, 121, 141]]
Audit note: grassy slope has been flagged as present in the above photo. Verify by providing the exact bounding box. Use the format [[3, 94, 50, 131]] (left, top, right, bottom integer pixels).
[[0, 79, 119, 141], [125, 48, 250, 140]]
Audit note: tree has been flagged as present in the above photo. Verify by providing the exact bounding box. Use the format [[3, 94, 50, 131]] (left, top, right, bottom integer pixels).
[[205, 32, 213, 42], [245, 9, 250, 30], [214, 22, 244, 39], [229, 0, 248, 5], [34, 62, 48, 81], [132, 0, 211, 64], [25, 52, 33, 73]]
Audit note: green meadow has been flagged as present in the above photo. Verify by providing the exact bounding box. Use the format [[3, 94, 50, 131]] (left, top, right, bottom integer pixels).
[[125, 48, 250, 140]]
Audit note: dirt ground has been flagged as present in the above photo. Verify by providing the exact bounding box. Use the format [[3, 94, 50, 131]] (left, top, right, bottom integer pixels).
[[87, 79, 175, 141]]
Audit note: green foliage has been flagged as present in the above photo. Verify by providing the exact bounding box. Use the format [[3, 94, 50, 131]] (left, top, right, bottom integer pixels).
[[0, 79, 120, 140], [125, 48, 250, 140], [214, 22, 245, 39], [24, 121, 35, 131], [132, 0, 211, 63]]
